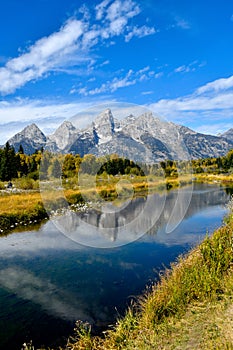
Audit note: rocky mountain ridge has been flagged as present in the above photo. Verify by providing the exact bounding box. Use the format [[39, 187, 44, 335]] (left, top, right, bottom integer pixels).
[[5, 109, 233, 162], [7, 123, 47, 154], [221, 128, 233, 142]]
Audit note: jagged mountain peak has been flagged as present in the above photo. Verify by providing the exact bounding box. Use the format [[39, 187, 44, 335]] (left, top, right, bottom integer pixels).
[[221, 128, 233, 142], [60, 120, 76, 129], [6, 109, 233, 160], [125, 114, 136, 122], [93, 108, 115, 144], [94, 108, 114, 125], [46, 120, 78, 152], [8, 123, 46, 154], [9, 123, 46, 141], [52, 120, 76, 135], [119, 114, 137, 128], [22, 123, 45, 135], [137, 111, 154, 120], [177, 125, 198, 135], [133, 112, 164, 129]]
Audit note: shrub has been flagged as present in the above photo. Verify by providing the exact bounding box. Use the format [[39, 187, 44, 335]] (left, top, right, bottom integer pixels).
[[14, 178, 38, 190], [67, 192, 84, 204]]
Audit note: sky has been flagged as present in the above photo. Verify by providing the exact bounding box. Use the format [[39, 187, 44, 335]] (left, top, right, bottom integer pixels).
[[0, 0, 233, 144]]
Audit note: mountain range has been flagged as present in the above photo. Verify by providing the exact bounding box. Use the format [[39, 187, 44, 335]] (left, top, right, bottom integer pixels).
[[5, 109, 233, 162]]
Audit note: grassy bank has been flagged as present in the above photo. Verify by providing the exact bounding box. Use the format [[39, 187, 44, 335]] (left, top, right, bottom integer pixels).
[[0, 192, 48, 234], [0, 172, 231, 235], [195, 173, 233, 184], [0, 174, 192, 234], [64, 198, 233, 350]]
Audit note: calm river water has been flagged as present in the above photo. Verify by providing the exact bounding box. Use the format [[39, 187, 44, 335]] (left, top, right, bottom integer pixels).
[[0, 183, 231, 349]]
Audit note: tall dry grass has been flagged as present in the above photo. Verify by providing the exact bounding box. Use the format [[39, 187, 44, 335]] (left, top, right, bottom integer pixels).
[[66, 202, 233, 350]]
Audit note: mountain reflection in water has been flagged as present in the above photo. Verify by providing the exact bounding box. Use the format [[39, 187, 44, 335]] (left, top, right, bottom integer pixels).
[[53, 183, 229, 247], [0, 183, 230, 349]]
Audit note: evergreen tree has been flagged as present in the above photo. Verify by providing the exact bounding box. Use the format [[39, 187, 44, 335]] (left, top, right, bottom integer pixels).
[[0, 142, 19, 181], [18, 144, 24, 154], [18, 154, 29, 177]]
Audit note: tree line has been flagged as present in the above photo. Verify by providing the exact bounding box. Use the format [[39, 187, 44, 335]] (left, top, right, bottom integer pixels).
[[0, 142, 233, 182], [0, 142, 43, 181], [0, 144, 145, 181]]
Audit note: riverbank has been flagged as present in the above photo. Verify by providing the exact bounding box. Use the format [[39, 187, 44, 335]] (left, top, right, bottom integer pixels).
[[63, 197, 233, 349], [0, 174, 192, 235], [0, 172, 232, 236], [0, 192, 48, 234], [195, 173, 233, 185]]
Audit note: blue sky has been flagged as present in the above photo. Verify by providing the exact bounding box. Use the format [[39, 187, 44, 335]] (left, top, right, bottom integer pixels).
[[0, 0, 233, 144]]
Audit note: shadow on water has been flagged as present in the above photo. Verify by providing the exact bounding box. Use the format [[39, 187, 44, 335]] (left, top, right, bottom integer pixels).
[[0, 183, 231, 349], [225, 185, 233, 196]]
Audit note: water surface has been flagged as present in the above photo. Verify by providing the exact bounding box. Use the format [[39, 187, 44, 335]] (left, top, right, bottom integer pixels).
[[0, 184, 230, 349]]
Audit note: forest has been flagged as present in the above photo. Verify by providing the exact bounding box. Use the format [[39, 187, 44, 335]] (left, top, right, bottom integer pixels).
[[0, 142, 233, 182]]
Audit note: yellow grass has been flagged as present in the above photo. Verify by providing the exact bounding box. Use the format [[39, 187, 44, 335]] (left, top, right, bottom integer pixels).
[[0, 192, 42, 215], [196, 173, 233, 183], [0, 174, 200, 217]]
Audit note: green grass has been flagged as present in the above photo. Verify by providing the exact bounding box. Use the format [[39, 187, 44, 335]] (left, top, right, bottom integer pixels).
[[65, 198, 233, 350]]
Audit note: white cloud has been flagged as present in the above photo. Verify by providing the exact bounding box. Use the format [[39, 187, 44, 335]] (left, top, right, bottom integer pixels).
[[0, 19, 84, 94], [175, 17, 190, 29], [174, 61, 203, 74], [151, 92, 233, 113], [195, 122, 233, 136], [0, 267, 89, 321], [97, 0, 155, 40], [99, 60, 110, 67], [109, 16, 129, 35], [78, 4, 91, 21], [125, 25, 156, 42], [149, 74, 233, 135], [0, 0, 155, 95], [0, 97, 132, 143], [103, 0, 143, 37], [78, 66, 154, 96], [142, 90, 154, 95], [155, 72, 163, 78], [81, 28, 100, 48], [196, 75, 233, 94], [86, 84, 109, 95], [0, 99, 105, 143], [137, 66, 150, 74], [0, 99, 86, 123], [111, 71, 136, 91], [95, 0, 112, 20], [106, 0, 140, 21], [174, 65, 190, 73], [8, 20, 83, 72]]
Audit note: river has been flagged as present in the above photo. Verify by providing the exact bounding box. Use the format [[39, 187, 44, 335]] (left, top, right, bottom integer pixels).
[[0, 183, 231, 349]]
